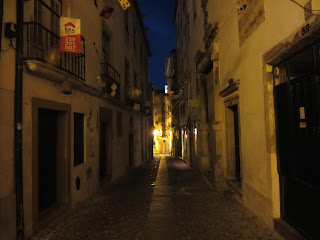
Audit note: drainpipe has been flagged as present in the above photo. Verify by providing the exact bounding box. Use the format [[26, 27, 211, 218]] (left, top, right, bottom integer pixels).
[[15, 0, 24, 239]]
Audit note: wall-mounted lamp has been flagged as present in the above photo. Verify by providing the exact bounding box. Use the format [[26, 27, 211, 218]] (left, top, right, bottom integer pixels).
[[153, 129, 159, 136], [62, 77, 72, 94]]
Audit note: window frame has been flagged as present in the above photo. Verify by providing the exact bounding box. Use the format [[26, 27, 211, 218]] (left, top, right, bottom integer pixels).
[[34, 0, 62, 48], [102, 30, 112, 64], [0, 0, 3, 52], [134, 70, 137, 88], [133, 28, 136, 51], [124, 10, 129, 33]]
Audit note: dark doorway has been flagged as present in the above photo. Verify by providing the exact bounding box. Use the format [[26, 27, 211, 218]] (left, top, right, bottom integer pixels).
[[274, 43, 320, 239], [228, 105, 241, 182], [99, 122, 112, 181], [38, 108, 58, 212], [129, 133, 134, 168], [99, 122, 107, 180], [275, 76, 320, 239]]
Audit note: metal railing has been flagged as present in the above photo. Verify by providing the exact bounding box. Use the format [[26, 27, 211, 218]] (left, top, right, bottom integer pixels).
[[101, 62, 120, 83], [24, 22, 86, 80], [101, 62, 120, 99]]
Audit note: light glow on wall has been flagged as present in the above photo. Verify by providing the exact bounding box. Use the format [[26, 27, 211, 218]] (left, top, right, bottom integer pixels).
[[153, 129, 159, 136]]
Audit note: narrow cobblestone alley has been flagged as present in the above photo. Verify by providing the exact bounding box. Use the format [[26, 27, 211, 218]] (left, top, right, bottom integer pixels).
[[31, 156, 285, 240], [166, 157, 284, 240], [31, 159, 160, 240]]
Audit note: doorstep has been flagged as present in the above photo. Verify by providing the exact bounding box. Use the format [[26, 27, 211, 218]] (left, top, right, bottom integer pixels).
[[274, 218, 308, 240]]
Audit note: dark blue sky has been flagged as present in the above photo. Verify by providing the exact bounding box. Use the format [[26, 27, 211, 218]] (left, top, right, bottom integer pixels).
[[138, 0, 176, 90]]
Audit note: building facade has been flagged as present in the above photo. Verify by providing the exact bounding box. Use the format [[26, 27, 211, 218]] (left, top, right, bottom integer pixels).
[[174, 0, 320, 239], [0, 0, 152, 239], [153, 89, 172, 155], [165, 49, 180, 157]]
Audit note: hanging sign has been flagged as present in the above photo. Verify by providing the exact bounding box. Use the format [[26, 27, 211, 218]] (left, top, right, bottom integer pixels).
[[60, 17, 81, 53], [100, 5, 114, 19], [117, 0, 130, 10]]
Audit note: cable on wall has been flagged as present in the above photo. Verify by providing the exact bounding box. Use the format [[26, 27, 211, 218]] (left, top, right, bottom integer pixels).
[[289, 0, 320, 15], [218, 1, 238, 30]]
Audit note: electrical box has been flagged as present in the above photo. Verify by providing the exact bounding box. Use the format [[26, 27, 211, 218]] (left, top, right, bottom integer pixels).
[[5, 22, 17, 38]]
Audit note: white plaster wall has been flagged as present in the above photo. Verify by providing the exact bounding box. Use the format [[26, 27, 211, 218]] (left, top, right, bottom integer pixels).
[[206, 0, 310, 226], [0, 0, 151, 238], [0, 0, 18, 239]]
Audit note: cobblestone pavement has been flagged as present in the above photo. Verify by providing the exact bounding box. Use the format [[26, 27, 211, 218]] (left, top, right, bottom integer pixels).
[[32, 159, 160, 240], [32, 156, 285, 240], [167, 157, 284, 240]]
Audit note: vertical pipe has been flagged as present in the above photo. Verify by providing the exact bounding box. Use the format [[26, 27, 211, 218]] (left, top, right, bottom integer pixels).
[[0, 0, 3, 51], [15, 0, 24, 239], [83, 39, 86, 80], [27, 24, 30, 57]]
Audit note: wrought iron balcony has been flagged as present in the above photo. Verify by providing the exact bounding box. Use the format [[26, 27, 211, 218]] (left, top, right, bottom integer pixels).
[[23, 22, 86, 80], [101, 62, 120, 99]]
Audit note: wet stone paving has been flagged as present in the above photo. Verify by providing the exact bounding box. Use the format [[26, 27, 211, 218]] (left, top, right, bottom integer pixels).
[[32, 159, 160, 240], [32, 156, 284, 240], [166, 157, 284, 240]]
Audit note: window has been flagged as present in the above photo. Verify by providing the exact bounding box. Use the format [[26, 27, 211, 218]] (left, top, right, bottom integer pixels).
[[193, 0, 197, 21], [187, 15, 190, 41], [117, 112, 123, 138], [50, 0, 60, 45], [134, 71, 137, 88], [125, 58, 130, 93], [74, 113, 85, 166], [35, 0, 43, 46], [133, 28, 136, 51], [124, 10, 129, 32], [180, 102, 186, 116], [102, 30, 111, 64], [34, 0, 61, 47], [0, 0, 3, 52]]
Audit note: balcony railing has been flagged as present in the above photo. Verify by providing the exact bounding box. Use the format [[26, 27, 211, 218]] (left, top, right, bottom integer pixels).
[[24, 22, 86, 80], [101, 62, 120, 99]]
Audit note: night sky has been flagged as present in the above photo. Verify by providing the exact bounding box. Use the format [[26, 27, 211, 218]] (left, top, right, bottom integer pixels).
[[137, 0, 176, 90]]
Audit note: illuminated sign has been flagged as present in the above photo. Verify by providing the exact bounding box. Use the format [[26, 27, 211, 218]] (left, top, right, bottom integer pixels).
[[118, 0, 130, 10], [60, 17, 81, 53]]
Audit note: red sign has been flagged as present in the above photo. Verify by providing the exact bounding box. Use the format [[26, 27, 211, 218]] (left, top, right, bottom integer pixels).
[[60, 17, 81, 53], [100, 5, 114, 19]]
